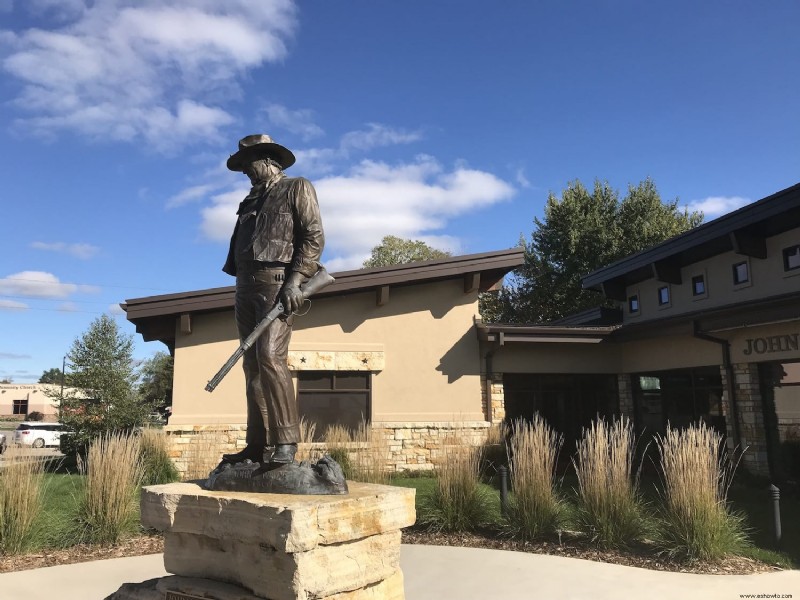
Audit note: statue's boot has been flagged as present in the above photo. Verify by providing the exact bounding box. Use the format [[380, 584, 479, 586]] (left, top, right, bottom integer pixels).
[[268, 443, 297, 467], [221, 444, 266, 464]]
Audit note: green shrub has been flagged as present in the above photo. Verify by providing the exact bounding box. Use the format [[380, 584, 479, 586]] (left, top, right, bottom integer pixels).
[[77, 432, 143, 545], [419, 443, 492, 532], [655, 423, 749, 561], [573, 417, 649, 549], [0, 446, 45, 554], [139, 428, 180, 486], [504, 416, 566, 540]]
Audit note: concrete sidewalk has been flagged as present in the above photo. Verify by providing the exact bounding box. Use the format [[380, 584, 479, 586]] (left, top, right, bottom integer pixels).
[[0, 545, 798, 600]]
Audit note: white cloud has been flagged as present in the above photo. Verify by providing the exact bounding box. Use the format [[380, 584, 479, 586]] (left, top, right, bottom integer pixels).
[[108, 303, 126, 315], [0, 299, 28, 311], [0, 271, 99, 298], [2, 0, 298, 150], [264, 104, 324, 141], [166, 183, 223, 208], [339, 123, 422, 153], [198, 155, 515, 270], [30, 241, 99, 259], [515, 168, 531, 188], [685, 196, 752, 218]]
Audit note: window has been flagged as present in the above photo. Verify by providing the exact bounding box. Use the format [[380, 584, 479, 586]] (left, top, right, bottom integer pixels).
[[732, 261, 749, 285], [783, 245, 800, 272], [628, 295, 639, 313], [657, 286, 670, 306], [12, 399, 28, 415], [297, 371, 371, 441], [691, 274, 706, 296]]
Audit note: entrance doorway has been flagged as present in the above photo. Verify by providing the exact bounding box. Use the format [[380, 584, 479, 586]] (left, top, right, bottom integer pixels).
[[758, 360, 800, 481], [503, 373, 618, 448]]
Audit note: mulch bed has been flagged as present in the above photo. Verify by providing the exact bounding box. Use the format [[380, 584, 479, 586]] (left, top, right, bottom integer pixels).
[[0, 529, 781, 576]]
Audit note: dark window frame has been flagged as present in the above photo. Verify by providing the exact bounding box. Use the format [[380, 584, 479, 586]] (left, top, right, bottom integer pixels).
[[12, 399, 28, 415], [657, 286, 670, 306], [783, 245, 800, 272], [732, 261, 749, 285], [296, 371, 372, 441], [691, 274, 706, 296]]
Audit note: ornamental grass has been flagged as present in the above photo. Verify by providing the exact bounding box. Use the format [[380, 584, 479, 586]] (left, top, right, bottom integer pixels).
[[655, 422, 749, 561], [78, 432, 143, 546], [504, 416, 566, 540], [573, 417, 649, 549], [0, 445, 45, 554], [419, 441, 491, 532], [138, 427, 180, 486]]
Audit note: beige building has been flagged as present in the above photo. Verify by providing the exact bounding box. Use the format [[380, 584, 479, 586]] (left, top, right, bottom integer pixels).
[[125, 249, 523, 472], [0, 383, 61, 419], [125, 182, 800, 478]]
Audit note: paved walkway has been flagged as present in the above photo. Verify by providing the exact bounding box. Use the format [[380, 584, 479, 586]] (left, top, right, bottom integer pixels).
[[0, 545, 798, 600]]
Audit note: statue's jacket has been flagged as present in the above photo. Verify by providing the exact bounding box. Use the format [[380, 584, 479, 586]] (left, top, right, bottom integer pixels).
[[223, 175, 324, 279]]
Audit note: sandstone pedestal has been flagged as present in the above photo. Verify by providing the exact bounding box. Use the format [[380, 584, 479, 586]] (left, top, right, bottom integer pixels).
[[108, 481, 415, 600]]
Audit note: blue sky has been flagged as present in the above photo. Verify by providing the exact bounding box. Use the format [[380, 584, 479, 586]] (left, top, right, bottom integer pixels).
[[0, 1, 798, 383]]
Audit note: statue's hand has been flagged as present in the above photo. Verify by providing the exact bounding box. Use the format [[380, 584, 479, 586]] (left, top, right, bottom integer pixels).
[[280, 274, 304, 314]]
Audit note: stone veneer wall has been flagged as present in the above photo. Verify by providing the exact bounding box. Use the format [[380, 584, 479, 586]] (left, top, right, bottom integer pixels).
[[723, 363, 770, 476], [481, 373, 506, 424], [164, 421, 493, 478]]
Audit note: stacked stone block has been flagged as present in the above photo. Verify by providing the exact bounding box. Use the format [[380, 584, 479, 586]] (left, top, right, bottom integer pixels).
[[138, 481, 416, 600]]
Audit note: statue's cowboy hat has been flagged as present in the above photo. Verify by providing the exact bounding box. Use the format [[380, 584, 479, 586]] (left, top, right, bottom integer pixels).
[[226, 134, 296, 171]]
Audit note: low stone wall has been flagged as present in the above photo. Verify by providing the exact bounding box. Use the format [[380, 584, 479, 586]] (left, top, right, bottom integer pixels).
[[163, 421, 493, 478]]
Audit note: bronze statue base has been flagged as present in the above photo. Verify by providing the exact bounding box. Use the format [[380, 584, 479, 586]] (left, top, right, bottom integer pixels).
[[205, 454, 348, 495]]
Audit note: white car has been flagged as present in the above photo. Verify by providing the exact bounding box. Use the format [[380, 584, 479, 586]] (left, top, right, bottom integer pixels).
[[13, 422, 70, 448]]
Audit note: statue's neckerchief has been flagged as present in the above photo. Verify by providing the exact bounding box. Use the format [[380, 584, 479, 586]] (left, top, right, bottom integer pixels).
[[237, 172, 284, 221]]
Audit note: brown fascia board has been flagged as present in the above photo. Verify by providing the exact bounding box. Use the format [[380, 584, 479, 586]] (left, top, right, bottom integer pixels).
[[477, 323, 618, 344], [581, 181, 800, 291], [610, 290, 800, 342], [124, 247, 524, 322]]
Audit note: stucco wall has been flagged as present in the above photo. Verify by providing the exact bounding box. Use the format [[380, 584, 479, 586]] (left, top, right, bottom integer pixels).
[[170, 279, 484, 426], [624, 228, 800, 324]]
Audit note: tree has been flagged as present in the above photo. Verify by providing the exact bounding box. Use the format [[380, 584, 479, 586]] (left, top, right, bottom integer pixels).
[[39, 367, 64, 384], [58, 315, 155, 453], [485, 178, 703, 323], [363, 235, 452, 268], [138, 351, 173, 412]]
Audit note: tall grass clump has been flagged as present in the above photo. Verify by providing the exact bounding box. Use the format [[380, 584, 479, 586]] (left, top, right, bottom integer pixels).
[[481, 422, 508, 479], [573, 417, 648, 549], [78, 432, 143, 545], [138, 428, 180, 486], [351, 421, 390, 484], [322, 424, 355, 478], [419, 442, 491, 532], [0, 446, 45, 554], [656, 423, 749, 561], [504, 416, 566, 540], [183, 430, 225, 481], [296, 417, 322, 463]]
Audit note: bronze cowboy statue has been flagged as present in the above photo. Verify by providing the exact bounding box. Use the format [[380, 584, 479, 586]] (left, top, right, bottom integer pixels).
[[219, 134, 324, 470]]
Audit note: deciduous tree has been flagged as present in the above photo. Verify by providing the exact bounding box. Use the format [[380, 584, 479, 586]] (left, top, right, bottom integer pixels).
[[363, 235, 451, 268], [483, 178, 703, 323]]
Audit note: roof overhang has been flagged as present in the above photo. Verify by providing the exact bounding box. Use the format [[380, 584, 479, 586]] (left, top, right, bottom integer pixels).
[[476, 323, 618, 345], [124, 248, 524, 346], [581, 182, 800, 299]]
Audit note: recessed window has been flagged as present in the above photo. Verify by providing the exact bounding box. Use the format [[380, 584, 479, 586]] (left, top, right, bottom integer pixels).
[[784, 245, 800, 272], [628, 295, 639, 313], [297, 371, 371, 441], [657, 286, 670, 306], [732, 261, 749, 285], [12, 399, 28, 415], [692, 274, 706, 296]]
